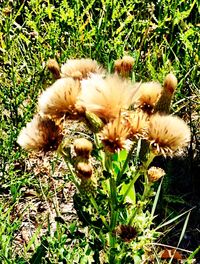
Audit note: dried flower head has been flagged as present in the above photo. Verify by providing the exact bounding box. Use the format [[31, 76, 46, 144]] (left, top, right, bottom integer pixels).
[[47, 59, 61, 79], [147, 166, 165, 182], [115, 225, 137, 242], [74, 138, 93, 159], [61, 58, 104, 80], [17, 115, 63, 152], [100, 117, 130, 153], [154, 73, 178, 114], [38, 77, 83, 120], [147, 114, 191, 157], [78, 74, 138, 122], [123, 111, 149, 139], [76, 161, 93, 179], [135, 82, 162, 114], [114, 55, 135, 77]]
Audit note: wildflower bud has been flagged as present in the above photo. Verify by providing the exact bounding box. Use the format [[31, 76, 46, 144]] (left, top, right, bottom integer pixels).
[[74, 138, 93, 159], [47, 59, 61, 79], [61, 58, 104, 80], [57, 137, 72, 161], [76, 162, 93, 180], [164, 73, 178, 94], [147, 166, 165, 182], [114, 56, 135, 78], [154, 73, 177, 114], [85, 111, 104, 132], [115, 225, 137, 242]]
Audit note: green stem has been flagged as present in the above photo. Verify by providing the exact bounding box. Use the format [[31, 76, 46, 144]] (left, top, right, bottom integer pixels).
[[143, 151, 156, 170], [128, 154, 155, 225], [140, 151, 156, 201], [89, 196, 109, 229], [117, 144, 135, 184], [108, 170, 118, 261], [94, 133, 106, 170], [63, 156, 81, 192], [109, 176, 118, 230], [128, 208, 138, 225], [142, 181, 152, 202]]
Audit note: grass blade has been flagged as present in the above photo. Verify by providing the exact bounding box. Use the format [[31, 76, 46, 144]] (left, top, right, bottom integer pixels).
[[155, 207, 194, 231]]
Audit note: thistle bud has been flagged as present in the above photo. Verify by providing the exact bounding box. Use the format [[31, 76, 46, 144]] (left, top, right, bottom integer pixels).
[[85, 111, 104, 132], [114, 56, 135, 78], [47, 59, 61, 79], [147, 166, 165, 182], [74, 138, 93, 159], [164, 73, 177, 94], [154, 73, 177, 114], [76, 161, 93, 180]]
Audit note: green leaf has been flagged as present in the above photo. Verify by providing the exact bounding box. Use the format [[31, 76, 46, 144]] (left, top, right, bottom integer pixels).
[[151, 178, 163, 218], [29, 238, 48, 264], [120, 181, 136, 204], [25, 225, 43, 254], [118, 149, 128, 162], [169, 211, 191, 264], [133, 255, 142, 264], [155, 207, 194, 230]]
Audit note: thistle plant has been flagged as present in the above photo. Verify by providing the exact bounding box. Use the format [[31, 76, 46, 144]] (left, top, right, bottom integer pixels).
[[17, 57, 191, 263]]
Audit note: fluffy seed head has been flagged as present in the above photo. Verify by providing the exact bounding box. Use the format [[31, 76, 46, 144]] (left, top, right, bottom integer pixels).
[[61, 58, 104, 80], [47, 59, 61, 79], [74, 138, 93, 159], [123, 110, 149, 139], [78, 74, 139, 122], [147, 114, 191, 157], [17, 115, 63, 152], [147, 166, 165, 182], [100, 117, 130, 153], [135, 82, 162, 114], [76, 161, 93, 179], [114, 55, 135, 77], [38, 77, 83, 120]]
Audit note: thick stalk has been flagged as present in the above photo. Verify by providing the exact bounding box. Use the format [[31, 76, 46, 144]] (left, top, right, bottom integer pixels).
[[128, 153, 156, 225], [108, 167, 118, 263], [117, 144, 135, 184]]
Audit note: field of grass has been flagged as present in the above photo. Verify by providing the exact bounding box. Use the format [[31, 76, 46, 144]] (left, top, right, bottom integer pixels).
[[0, 0, 199, 263]]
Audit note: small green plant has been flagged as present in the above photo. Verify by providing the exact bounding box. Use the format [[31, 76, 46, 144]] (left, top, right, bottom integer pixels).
[[17, 57, 191, 263]]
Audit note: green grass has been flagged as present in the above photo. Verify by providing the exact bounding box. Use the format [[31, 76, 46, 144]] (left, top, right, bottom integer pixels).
[[0, 0, 199, 263]]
